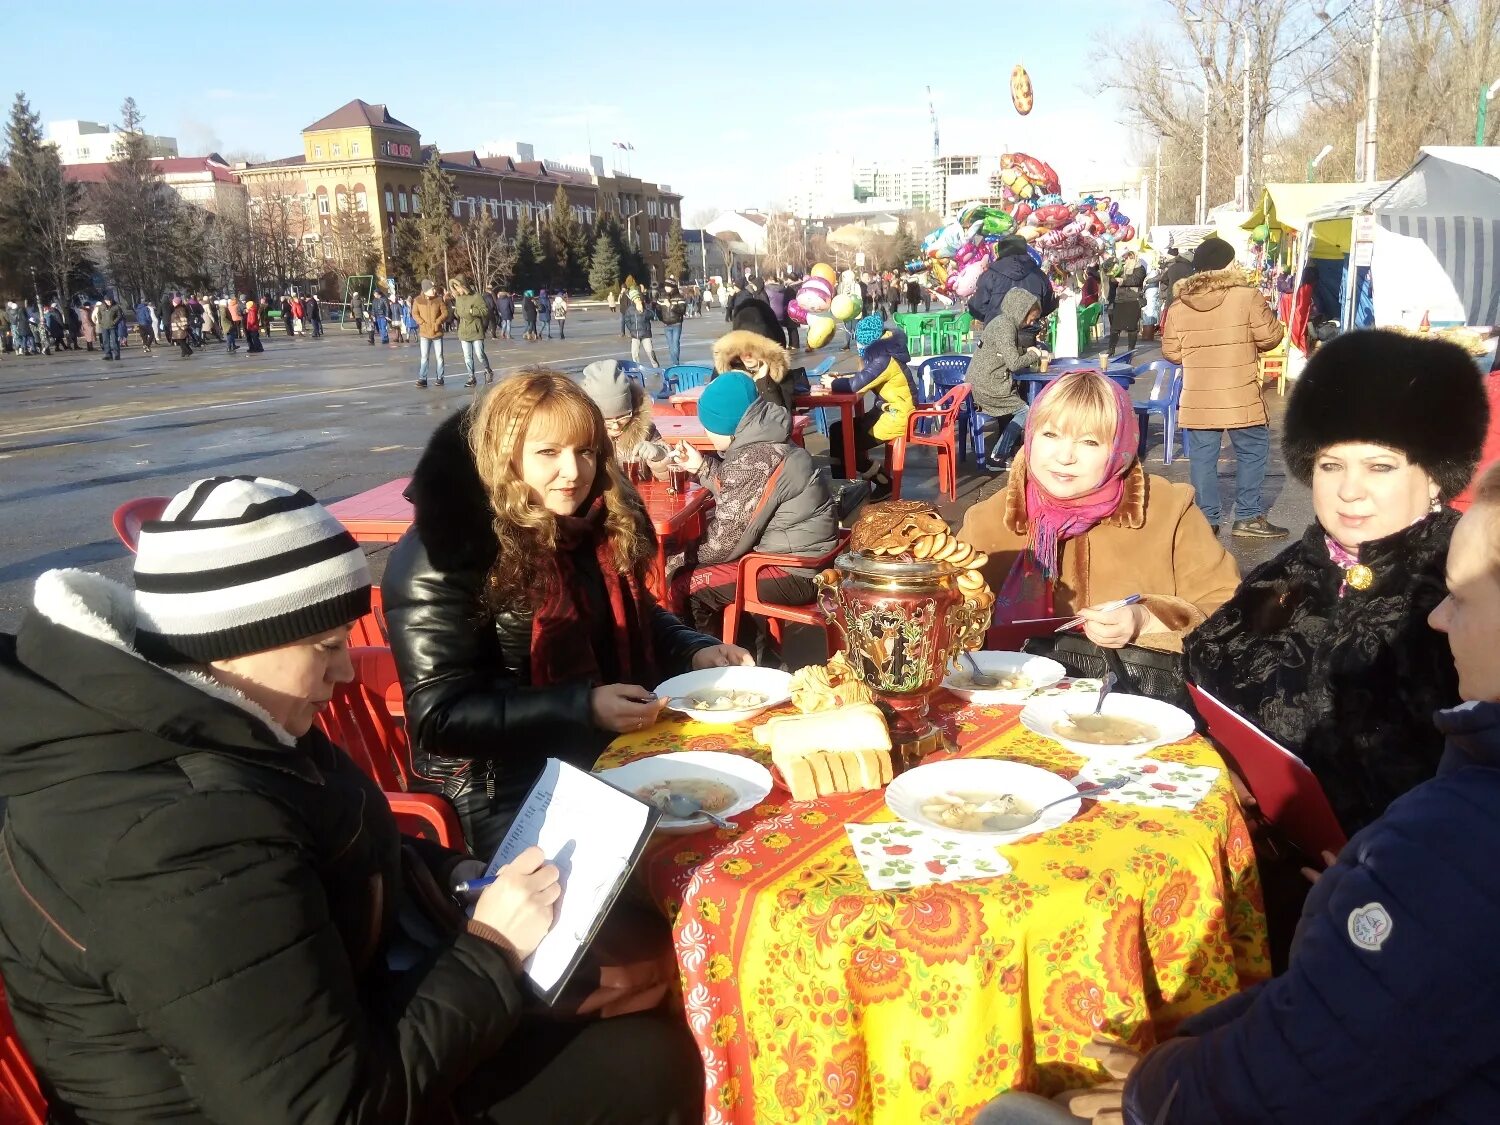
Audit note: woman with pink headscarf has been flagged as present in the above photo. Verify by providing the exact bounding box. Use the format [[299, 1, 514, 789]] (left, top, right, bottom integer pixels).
[[959, 370, 1239, 653]]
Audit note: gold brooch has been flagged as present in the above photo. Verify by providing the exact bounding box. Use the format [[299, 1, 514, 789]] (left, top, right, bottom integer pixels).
[[1345, 564, 1374, 591]]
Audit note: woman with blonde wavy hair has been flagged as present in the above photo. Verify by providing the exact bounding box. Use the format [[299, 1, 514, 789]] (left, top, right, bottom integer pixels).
[[383, 370, 750, 853]]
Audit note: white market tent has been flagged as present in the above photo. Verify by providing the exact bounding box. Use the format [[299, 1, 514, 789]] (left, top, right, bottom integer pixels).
[[1302, 147, 1500, 329]]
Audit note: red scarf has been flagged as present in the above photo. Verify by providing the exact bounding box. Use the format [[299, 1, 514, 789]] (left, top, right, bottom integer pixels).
[[530, 500, 656, 687]]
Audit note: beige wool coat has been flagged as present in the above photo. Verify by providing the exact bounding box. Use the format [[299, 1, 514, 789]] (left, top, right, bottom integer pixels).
[[1160, 267, 1284, 430], [958, 458, 1242, 652]]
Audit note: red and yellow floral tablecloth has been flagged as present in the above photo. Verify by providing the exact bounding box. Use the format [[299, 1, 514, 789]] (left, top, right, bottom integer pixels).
[[595, 695, 1269, 1125]]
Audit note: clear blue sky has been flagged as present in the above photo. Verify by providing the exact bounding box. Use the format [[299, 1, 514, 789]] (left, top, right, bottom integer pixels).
[[6, 0, 1157, 219]]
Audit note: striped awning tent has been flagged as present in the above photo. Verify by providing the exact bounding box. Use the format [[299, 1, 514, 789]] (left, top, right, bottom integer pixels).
[[1369, 147, 1500, 327]]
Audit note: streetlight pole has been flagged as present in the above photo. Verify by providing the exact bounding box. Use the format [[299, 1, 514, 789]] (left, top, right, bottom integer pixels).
[[1153, 134, 1162, 230], [1241, 37, 1252, 210], [1306, 144, 1334, 182], [1477, 78, 1500, 145], [1365, 0, 1383, 181], [1199, 76, 1210, 223]]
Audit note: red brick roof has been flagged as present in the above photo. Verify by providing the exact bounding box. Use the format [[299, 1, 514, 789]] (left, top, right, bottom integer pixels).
[[63, 155, 239, 184], [304, 99, 416, 134]]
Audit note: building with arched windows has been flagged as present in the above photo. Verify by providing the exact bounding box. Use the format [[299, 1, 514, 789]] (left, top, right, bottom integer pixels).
[[234, 99, 681, 287]]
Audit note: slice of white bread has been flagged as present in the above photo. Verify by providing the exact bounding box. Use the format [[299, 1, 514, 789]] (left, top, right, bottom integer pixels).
[[780, 755, 819, 802], [753, 703, 891, 756]]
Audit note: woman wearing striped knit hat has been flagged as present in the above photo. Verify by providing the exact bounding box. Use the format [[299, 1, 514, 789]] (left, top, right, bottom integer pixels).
[[0, 476, 700, 1123]]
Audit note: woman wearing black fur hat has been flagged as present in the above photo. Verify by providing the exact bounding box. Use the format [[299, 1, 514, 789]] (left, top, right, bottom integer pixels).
[[1187, 330, 1489, 838]]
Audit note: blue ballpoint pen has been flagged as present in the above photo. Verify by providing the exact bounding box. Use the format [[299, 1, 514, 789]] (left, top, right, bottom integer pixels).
[[453, 875, 498, 896]]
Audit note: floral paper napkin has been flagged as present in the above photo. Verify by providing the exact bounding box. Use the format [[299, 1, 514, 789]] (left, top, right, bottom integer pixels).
[[844, 821, 1013, 891], [1073, 759, 1221, 812], [1028, 677, 1104, 699]]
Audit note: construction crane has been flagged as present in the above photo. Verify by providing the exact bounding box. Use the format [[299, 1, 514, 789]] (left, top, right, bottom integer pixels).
[[926, 85, 939, 159]]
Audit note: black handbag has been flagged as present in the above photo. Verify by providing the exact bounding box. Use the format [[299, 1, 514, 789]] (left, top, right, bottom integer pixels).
[[1022, 632, 1199, 719]]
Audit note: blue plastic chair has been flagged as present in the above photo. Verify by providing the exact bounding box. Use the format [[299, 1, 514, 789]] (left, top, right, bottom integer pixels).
[[914, 356, 973, 460], [1106, 347, 1141, 368], [662, 364, 713, 395], [619, 359, 668, 398], [1044, 357, 1103, 373], [1132, 362, 1187, 464]]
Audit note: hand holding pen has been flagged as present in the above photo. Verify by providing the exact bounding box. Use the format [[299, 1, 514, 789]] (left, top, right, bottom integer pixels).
[[1061, 595, 1148, 650]]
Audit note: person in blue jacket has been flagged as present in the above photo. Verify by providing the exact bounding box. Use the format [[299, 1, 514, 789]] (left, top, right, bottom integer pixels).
[[967, 235, 1057, 336], [820, 313, 918, 495], [976, 462, 1500, 1124]]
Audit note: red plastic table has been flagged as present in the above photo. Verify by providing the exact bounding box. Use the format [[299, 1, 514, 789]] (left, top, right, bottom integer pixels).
[[655, 413, 811, 451], [328, 477, 712, 600], [795, 390, 860, 474]]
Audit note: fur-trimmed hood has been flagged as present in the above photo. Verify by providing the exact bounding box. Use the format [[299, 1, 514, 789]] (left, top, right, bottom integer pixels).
[[714, 328, 790, 384], [1171, 266, 1256, 311], [403, 409, 503, 574]]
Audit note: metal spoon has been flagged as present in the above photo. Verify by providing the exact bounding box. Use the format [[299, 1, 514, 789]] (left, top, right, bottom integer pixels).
[[664, 793, 734, 829], [961, 652, 1001, 689], [999, 776, 1130, 831], [1060, 672, 1121, 736], [1093, 671, 1118, 714]]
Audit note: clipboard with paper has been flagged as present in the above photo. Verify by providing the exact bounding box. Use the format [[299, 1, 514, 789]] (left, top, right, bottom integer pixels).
[[484, 758, 660, 1005]]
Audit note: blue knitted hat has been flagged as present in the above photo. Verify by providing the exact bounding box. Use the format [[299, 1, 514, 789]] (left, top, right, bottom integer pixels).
[[698, 371, 760, 436], [855, 313, 885, 349]]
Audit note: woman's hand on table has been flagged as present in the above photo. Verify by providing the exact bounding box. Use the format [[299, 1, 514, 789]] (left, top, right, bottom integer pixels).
[[1052, 1036, 1143, 1122], [1078, 602, 1156, 649], [591, 684, 667, 733], [692, 643, 755, 669], [820, 374, 837, 389], [472, 846, 560, 963]]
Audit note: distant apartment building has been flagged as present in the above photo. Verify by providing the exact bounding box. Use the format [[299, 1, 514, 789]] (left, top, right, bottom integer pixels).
[[235, 100, 682, 283], [847, 154, 1009, 217], [48, 120, 178, 165]]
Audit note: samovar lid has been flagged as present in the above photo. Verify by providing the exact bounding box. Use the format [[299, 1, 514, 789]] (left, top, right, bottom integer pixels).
[[834, 550, 958, 580]]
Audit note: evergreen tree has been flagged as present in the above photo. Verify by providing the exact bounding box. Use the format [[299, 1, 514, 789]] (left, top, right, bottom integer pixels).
[[387, 218, 423, 293], [0, 92, 82, 304], [415, 154, 457, 284], [545, 184, 578, 290], [891, 216, 919, 269], [512, 226, 544, 292], [588, 228, 620, 296], [664, 220, 687, 283], [567, 224, 592, 292], [94, 97, 184, 302]]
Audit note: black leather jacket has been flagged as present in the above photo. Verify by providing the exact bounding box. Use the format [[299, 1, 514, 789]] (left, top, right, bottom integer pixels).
[[381, 413, 718, 844]]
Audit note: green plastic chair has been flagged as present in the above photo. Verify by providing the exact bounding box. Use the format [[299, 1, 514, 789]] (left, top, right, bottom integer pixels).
[[894, 312, 939, 356], [1077, 303, 1102, 351]]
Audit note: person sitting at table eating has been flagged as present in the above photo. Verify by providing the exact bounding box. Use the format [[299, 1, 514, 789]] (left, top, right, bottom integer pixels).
[[667, 372, 839, 668], [820, 312, 919, 498], [382, 370, 750, 855], [959, 370, 1239, 653], [0, 476, 703, 1124], [581, 359, 671, 481], [976, 464, 1500, 1125], [1186, 331, 1487, 838], [967, 287, 1051, 475]]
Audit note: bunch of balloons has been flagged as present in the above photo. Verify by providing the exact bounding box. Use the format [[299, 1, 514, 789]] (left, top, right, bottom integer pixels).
[[910, 151, 1144, 299], [792, 262, 861, 350]]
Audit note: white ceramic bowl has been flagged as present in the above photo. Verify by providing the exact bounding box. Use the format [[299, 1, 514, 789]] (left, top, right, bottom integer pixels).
[[943, 651, 1066, 705], [656, 666, 794, 724], [885, 758, 1084, 842], [1020, 692, 1196, 759], [597, 751, 774, 833]]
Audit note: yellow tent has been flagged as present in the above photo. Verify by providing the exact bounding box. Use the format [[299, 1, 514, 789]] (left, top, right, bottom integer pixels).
[[1242, 183, 1369, 235]]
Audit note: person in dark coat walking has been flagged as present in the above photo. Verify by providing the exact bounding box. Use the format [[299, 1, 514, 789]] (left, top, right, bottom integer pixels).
[[0, 476, 702, 1124], [496, 290, 515, 339], [966, 235, 1057, 350], [978, 465, 1500, 1125], [1107, 250, 1146, 356], [382, 373, 747, 855], [1187, 331, 1488, 838], [1154, 246, 1194, 327]]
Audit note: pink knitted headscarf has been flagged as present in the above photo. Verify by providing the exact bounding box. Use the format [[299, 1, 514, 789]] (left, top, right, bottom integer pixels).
[[1022, 373, 1138, 577]]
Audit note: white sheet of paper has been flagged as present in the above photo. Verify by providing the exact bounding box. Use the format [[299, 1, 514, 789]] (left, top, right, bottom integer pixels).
[[487, 759, 653, 995]]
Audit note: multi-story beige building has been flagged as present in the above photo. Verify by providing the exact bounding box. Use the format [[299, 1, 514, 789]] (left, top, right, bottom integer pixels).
[[236, 99, 682, 284]]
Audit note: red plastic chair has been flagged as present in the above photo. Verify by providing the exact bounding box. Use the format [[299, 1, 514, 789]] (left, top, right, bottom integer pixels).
[[348, 585, 391, 650], [1186, 682, 1348, 861], [111, 496, 170, 552], [889, 384, 970, 503], [0, 980, 47, 1125], [386, 793, 465, 848], [720, 534, 847, 649]]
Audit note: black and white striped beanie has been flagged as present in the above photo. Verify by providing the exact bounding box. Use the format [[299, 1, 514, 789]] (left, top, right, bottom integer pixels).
[[133, 476, 371, 664]]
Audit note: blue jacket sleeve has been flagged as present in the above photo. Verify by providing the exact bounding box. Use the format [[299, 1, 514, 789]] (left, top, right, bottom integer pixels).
[[831, 351, 886, 395], [1124, 770, 1500, 1124]]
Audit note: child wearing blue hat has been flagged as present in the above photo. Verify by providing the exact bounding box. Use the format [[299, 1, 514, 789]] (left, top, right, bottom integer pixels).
[[820, 313, 917, 497], [669, 372, 840, 666]]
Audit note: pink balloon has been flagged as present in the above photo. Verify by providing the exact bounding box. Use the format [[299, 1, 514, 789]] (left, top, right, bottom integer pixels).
[[786, 300, 809, 325]]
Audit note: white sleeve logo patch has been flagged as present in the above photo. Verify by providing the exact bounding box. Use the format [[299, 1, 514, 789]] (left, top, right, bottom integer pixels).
[[1347, 903, 1393, 951]]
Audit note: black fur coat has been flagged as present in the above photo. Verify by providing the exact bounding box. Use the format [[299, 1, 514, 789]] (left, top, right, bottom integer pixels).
[[1185, 510, 1460, 835]]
